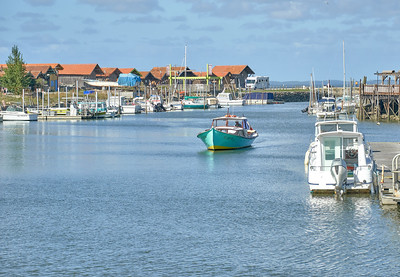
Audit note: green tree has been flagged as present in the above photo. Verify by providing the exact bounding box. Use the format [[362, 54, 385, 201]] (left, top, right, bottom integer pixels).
[[130, 68, 142, 77], [0, 45, 31, 95]]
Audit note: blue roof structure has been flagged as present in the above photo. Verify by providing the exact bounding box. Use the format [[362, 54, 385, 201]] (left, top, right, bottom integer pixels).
[[118, 73, 141, 86]]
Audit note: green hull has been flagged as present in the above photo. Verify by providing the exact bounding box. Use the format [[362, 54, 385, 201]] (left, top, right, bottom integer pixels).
[[197, 128, 256, 150], [183, 104, 209, 109]]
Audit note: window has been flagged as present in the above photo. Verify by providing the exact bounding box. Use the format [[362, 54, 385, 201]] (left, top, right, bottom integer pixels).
[[323, 137, 341, 168]]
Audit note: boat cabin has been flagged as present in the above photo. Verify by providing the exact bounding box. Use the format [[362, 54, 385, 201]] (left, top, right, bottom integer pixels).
[[211, 115, 255, 137], [315, 120, 358, 137], [315, 131, 369, 179]]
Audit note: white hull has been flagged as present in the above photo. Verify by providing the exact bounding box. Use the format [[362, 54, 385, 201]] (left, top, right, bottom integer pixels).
[[216, 92, 245, 107], [306, 119, 374, 193], [218, 100, 245, 107], [121, 105, 141, 114], [1, 111, 38, 121], [165, 102, 183, 111]]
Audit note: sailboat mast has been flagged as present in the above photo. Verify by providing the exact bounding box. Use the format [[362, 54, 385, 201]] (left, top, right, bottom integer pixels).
[[309, 73, 313, 108], [343, 40, 346, 98], [184, 44, 187, 97]]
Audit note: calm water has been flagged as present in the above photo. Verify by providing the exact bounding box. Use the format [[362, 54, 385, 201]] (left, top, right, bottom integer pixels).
[[1, 103, 400, 276]]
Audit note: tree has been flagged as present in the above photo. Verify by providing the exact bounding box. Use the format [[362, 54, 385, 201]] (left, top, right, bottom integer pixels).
[[130, 68, 142, 77], [0, 45, 31, 95]]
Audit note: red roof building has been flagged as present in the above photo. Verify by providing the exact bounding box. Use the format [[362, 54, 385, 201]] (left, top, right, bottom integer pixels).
[[212, 65, 255, 89], [58, 64, 104, 88], [97, 67, 121, 82]]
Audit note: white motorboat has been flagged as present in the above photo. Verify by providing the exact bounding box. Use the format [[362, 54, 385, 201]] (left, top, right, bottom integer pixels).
[[0, 105, 38, 121], [305, 119, 375, 193], [216, 92, 245, 107], [182, 96, 208, 109], [108, 96, 141, 114], [316, 97, 338, 119]]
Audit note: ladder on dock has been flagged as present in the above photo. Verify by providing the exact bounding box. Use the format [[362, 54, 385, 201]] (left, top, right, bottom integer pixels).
[[379, 153, 400, 205]]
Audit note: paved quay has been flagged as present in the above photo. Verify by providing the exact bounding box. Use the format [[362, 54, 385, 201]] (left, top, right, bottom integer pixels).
[[370, 142, 400, 169], [370, 142, 400, 205]]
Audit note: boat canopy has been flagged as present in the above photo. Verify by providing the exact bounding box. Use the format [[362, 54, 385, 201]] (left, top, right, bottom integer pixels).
[[118, 73, 141, 86], [84, 90, 95, 95]]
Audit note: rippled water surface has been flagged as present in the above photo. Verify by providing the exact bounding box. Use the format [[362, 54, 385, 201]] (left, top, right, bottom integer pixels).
[[1, 103, 400, 276]]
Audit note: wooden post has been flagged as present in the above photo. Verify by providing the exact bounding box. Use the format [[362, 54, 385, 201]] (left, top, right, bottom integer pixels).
[[358, 80, 362, 120], [376, 84, 380, 122]]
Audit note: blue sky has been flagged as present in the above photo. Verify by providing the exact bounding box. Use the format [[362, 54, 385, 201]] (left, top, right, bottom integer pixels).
[[1, 0, 400, 82]]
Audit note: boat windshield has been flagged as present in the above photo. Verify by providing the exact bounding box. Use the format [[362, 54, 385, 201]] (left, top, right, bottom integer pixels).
[[6, 106, 23, 112], [213, 119, 245, 128]]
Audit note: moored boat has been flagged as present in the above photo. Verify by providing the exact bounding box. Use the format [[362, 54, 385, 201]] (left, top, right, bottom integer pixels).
[[197, 112, 258, 150], [0, 105, 38, 121], [305, 119, 375, 194], [182, 96, 208, 109], [216, 92, 245, 107]]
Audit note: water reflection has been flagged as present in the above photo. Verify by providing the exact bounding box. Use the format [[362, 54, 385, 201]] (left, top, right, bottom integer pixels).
[[0, 121, 32, 171], [198, 147, 255, 172]]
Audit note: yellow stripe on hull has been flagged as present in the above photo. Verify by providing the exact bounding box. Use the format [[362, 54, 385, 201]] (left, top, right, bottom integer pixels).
[[208, 145, 251, 151]]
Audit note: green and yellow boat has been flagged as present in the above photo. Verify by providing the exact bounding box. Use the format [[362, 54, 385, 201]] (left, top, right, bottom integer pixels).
[[197, 113, 258, 150]]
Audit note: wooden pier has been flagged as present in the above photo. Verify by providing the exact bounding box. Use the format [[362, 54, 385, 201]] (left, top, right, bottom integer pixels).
[[370, 142, 400, 205], [358, 71, 400, 121]]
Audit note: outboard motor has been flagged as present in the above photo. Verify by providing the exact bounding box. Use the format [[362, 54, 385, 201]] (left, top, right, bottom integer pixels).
[[330, 158, 347, 194], [154, 103, 166, 112]]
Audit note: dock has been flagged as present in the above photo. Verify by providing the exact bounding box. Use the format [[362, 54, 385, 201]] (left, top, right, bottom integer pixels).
[[38, 115, 82, 121], [370, 142, 400, 205]]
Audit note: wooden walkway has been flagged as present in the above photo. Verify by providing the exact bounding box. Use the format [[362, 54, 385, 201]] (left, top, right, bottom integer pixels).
[[370, 142, 400, 205]]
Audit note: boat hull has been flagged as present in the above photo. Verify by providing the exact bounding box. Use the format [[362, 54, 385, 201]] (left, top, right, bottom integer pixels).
[[183, 104, 208, 109], [121, 105, 141, 114], [1, 112, 38, 121], [197, 128, 256, 150]]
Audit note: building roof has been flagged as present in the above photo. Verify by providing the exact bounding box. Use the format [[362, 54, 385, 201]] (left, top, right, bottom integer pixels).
[[119, 68, 134, 74], [58, 64, 103, 76], [150, 66, 168, 79], [0, 63, 58, 79], [193, 71, 218, 77], [26, 63, 63, 70], [97, 67, 121, 78], [25, 65, 57, 78], [212, 65, 254, 77], [150, 66, 192, 80]]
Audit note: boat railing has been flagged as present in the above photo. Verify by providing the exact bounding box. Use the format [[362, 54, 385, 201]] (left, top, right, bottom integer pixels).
[[392, 154, 400, 189], [310, 164, 373, 172]]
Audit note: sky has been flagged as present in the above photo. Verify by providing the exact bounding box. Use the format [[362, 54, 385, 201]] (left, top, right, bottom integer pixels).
[[1, 0, 400, 82]]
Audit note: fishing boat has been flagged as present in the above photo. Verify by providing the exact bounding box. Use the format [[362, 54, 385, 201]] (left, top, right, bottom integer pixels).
[[305, 119, 375, 194], [108, 96, 141, 114], [78, 101, 108, 119], [0, 105, 38, 121], [182, 96, 208, 109], [197, 112, 258, 150], [216, 92, 245, 107]]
